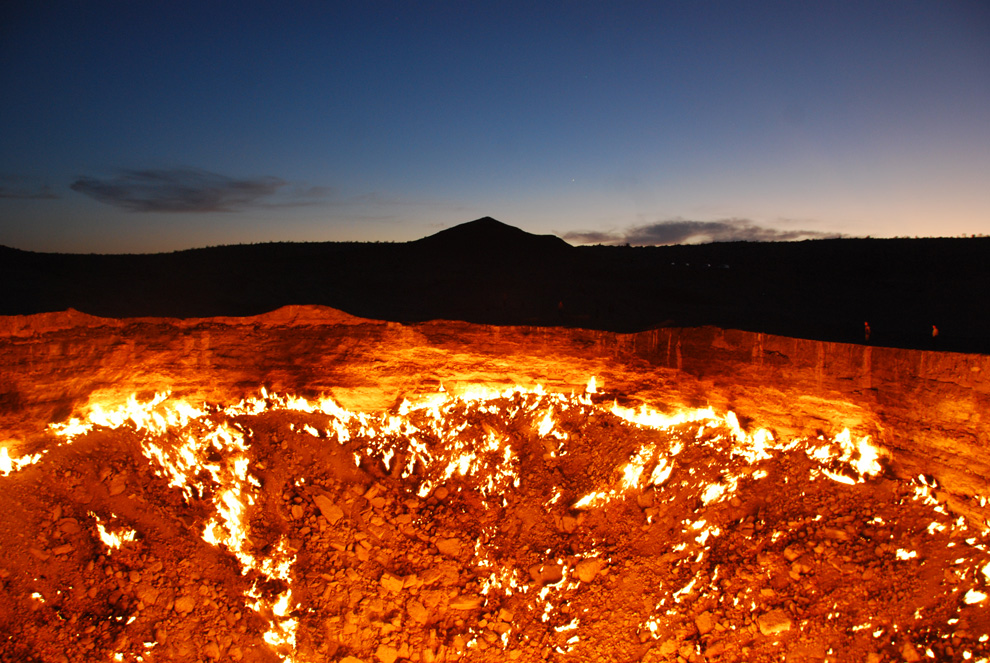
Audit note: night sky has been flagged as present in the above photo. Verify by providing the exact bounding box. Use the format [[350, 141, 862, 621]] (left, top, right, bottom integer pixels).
[[2, 1, 988, 253]]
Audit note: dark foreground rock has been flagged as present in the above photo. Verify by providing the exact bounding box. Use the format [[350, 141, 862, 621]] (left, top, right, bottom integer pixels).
[[3, 217, 989, 353]]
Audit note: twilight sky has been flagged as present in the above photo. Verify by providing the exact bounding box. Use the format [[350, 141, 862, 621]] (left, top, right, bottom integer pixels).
[[1, 1, 988, 253]]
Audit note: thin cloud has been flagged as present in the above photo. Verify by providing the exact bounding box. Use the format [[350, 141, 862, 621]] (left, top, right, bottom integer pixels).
[[0, 175, 58, 200], [561, 230, 620, 245], [69, 168, 321, 212], [564, 218, 842, 246]]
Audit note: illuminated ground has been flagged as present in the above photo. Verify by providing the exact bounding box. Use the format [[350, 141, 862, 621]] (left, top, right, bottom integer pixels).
[[2, 381, 989, 662]]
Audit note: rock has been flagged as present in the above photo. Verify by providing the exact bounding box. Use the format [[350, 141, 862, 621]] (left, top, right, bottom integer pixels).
[[791, 555, 814, 574], [408, 599, 429, 624], [695, 611, 714, 635], [822, 527, 851, 542], [108, 474, 127, 496], [901, 641, 922, 662], [314, 494, 344, 524], [203, 641, 221, 659], [339, 657, 364, 663], [705, 641, 725, 657], [539, 562, 564, 585], [756, 609, 792, 636], [449, 594, 483, 610], [58, 519, 81, 534], [436, 537, 461, 557], [575, 558, 605, 583], [136, 584, 160, 606], [783, 545, 803, 561], [51, 544, 74, 556], [375, 645, 399, 663], [173, 594, 196, 614], [529, 562, 565, 585], [380, 572, 404, 593]]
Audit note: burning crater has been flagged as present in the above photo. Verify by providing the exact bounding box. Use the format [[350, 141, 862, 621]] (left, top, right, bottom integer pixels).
[[2, 307, 989, 662]]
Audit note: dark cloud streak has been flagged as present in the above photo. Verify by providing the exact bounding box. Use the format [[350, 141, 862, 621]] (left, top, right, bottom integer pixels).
[[69, 168, 318, 212], [0, 176, 58, 200], [564, 218, 842, 246]]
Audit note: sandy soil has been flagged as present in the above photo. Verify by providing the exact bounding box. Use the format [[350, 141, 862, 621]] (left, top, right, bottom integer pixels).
[[2, 383, 989, 663]]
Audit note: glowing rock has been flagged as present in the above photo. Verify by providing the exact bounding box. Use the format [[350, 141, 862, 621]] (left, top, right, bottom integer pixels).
[[108, 474, 127, 496], [821, 527, 851, 542], [695, 610, 715, 635], [900, 641, 922, 662], [791, 555, 814, 575], [435, 537, 462, 557], [203, 641, 221, 659], [380, 572, 404, 593], [783, 545, 803, 561], [407, 599, 429, 624], [756, 609, 792, 636], [449, 595, 483, 610], [375, 645, 399, 663], [173, 594, 196, 614], [575, 558, 605, 583], [529, 562, 564, 585], [313, 494, 343, 524]]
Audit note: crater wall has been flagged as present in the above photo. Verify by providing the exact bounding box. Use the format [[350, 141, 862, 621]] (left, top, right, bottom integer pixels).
[[1, 306, 986, 521]]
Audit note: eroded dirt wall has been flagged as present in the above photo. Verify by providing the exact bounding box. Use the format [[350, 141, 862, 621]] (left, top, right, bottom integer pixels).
[[627, 327, 990, 522], [1, 306, 987, 523]]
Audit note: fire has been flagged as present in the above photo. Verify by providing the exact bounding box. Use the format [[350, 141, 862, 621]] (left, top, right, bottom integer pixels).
[[0, 446, 43, 475], [7, 374, 988, 662], [91, 512, 137, 550]]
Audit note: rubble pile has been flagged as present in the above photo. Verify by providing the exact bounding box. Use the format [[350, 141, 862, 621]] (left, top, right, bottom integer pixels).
[[2, 382, 989, 663]]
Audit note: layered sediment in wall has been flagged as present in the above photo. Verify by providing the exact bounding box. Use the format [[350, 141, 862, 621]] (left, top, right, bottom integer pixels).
[[1, 306, 987, 522]]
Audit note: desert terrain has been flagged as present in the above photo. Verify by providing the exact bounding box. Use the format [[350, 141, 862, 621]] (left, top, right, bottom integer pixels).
[[1, 219, 989, 662]]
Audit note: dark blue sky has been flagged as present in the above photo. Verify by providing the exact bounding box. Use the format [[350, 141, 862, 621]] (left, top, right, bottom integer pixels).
[[2, 1, 988, 252]]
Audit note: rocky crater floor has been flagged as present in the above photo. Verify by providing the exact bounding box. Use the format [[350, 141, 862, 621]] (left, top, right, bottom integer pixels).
[[3, 379, 989, 663]]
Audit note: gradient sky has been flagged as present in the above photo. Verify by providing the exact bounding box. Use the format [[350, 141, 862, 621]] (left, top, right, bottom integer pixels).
[[1, 1, 988, 253]]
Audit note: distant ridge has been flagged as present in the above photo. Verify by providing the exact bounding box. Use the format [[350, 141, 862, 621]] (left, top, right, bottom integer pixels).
[[1, 218, 989, 352]]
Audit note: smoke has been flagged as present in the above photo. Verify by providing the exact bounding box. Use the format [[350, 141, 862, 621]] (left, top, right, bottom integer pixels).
[[69, 168, 323, 212], [564, 218, 842, 246]]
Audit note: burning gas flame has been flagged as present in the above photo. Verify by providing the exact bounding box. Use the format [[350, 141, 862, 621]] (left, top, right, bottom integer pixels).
[[18, 375, 960, 662], [0, 446, 43, 475], [91, 512, 137, 550]]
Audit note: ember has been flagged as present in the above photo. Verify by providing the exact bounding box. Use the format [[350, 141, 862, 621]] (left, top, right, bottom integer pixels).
[[3, 375, 990, 662]]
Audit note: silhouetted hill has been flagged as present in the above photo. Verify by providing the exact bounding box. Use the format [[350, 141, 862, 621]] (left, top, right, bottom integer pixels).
[[414, 217, 573, 259], [2, 218, 989, 353]]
